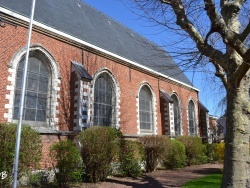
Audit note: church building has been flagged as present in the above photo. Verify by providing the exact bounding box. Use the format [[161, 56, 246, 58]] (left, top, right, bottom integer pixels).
[[0, 0, 209, 168]]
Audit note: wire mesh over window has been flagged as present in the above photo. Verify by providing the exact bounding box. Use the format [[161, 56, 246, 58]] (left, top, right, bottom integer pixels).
[[13, 56, 50, 122], [93, 73, 116, 126], [188, 101, 196, 135], [172, 94, 180, 136], [139, 86, 153, 131]]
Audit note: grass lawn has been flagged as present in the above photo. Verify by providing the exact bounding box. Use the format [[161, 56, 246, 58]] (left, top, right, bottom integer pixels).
[[182, 174, 222, 188]]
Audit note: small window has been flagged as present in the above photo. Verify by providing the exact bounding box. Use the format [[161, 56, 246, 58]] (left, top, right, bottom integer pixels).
[[139, 86, 153, 131], [188, 100, 196, 135], [13, 56, 50, 122], [171, 94, 180, 136], [93, 73, 116, 126]]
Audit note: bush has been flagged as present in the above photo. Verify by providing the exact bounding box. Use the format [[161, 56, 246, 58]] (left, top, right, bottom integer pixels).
[[206, 143, 219, 162], [177, 136, 208, 165], [77, 126, 120, 183], [119, 140, 144, 178], [139, 135, 171, 172], [163, 139, 186, 169], [0, 123, 42, 188], [216, 142, 225, 163], [50, 140, 83, 188]]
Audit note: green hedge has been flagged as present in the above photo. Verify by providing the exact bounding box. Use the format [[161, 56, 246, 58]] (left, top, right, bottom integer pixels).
[[206, 143, 219, 162], [177, 136, 208, 165], [163, 139, 186, 169], [0, 123, 42, 187], [50, 140, 83, 187], [216, 142, 225, 163], [139, 135, 171, 172], [119, 140, 144, 178], [77, 126, 120, 182]]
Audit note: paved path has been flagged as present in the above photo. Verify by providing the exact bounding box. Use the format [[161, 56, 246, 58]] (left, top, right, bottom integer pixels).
[[80, 163, 223, 188]]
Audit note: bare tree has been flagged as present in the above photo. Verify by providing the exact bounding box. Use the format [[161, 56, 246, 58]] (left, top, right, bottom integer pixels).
[[130, 0, 250, 187]]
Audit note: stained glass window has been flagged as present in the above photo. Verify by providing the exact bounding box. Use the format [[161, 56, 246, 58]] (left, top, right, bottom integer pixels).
[[139, 86, 153, 131], [13, 56, 50, 122], [188, 100, 196, 135], [93, 73, 116, 126]]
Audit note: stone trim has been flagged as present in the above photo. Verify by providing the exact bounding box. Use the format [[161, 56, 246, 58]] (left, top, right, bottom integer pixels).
[[4, 45, 60, 131], [89, 68, 121, 128], [137, 82, 157, 135], [170, 92, 183, 136], [187, 98, 199, 136], [160, 91, 171, 135]]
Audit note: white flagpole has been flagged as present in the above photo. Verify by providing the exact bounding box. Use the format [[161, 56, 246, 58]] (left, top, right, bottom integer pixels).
[[13, 0, 36, 187]]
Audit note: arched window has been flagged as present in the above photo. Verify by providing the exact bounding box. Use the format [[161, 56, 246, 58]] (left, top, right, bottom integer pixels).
[[139, 85, 153, 132], [93, 73, 116, 126], [13, 54, 51, 123], [171, 94, 181, 136], [188, 100, 196, 135]]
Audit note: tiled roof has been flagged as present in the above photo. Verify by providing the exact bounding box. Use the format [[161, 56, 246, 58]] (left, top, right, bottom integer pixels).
[[0, 0, 194, 87]]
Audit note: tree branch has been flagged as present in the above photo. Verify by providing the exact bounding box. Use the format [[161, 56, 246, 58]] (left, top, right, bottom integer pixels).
[[220, 0, 228, 8], [160, 0, 203, 45], [239, 21, 250, 42], [214, 63, 227, 87], [160, 0, 227, 70], [204, 0, 248, 57], [235, 62, 250, 82]]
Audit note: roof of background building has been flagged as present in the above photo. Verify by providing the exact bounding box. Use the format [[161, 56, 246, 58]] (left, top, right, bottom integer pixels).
[[0, 0, 195, 88]]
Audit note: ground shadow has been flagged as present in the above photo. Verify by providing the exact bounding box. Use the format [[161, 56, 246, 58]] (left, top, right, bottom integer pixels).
[[192, 167, 222, 175], [106, 174, 181, 188]]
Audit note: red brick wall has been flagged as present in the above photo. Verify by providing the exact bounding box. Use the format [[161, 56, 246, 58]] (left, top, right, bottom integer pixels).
[[0, 24, 82, 131], [1, 22, 198, 133], [69, 70, 79, 130], [0, 20, 200, 169], [40, 135, 68, 169], [159, 80, 199, 135], [0, 23, 199, 135], [84, 52, 199, 135]]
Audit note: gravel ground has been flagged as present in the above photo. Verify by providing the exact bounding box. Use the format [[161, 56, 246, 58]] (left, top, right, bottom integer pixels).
[[77, 163, 223, 188]]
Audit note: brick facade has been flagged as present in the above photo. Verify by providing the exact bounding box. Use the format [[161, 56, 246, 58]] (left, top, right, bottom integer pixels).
[[0, 12, 200, 169]]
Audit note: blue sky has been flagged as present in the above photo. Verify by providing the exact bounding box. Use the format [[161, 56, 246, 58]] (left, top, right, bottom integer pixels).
[[83, 0, 225, 117]]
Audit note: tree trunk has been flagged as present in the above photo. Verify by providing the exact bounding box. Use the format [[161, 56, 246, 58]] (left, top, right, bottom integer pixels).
[[222, 76, 250, 188]]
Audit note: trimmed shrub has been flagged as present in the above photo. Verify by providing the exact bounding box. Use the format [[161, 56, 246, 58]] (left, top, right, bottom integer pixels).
[[50, 140, 83, 187], [119, 140, 144, 178], [177, 136, 208, 165], [206, 143, 219, 162], [216, 142, 225, 163], [163, 139, 186, 169], [139, 135, 171, 172], [0, 123, 42, 188], [77, 126, 120, 183]]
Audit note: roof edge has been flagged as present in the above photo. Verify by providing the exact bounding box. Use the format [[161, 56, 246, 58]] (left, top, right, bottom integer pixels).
[[0, 6, 199, 91]]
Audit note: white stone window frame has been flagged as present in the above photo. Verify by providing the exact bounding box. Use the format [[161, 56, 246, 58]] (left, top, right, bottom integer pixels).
[[5, 45, 61, 130], [187, 99, 198, 136], [170, 92, 183, 136], [137, 82, 157, 135], [90, 68, 120, 129]]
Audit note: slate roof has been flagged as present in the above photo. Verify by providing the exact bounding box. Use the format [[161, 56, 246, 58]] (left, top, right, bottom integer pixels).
[[199, 101, 209, 112], [72, 61, 92, 82], [0, 0, 195, 87], [160, 90, 174, 103]]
